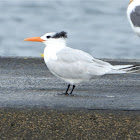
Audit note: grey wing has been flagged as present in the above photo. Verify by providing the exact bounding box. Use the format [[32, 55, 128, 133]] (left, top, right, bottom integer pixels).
[[56, 47, 94, 63], [47, 47, 112, 79], [57, 47, 111, 66], [130, 6, 140, 27]]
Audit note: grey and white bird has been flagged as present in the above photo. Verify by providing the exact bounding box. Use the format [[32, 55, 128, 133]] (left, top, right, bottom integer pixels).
[[127, 0, 140, 36], [24, 31, 140, 95]]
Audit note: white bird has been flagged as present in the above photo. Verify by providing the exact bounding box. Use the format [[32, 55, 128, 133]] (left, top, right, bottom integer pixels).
[[127, 0, 140, 36], [24, 31, 140, 95]]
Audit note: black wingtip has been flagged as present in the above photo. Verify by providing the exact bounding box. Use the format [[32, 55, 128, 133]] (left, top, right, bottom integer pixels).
[[120, 65, 140, 73]]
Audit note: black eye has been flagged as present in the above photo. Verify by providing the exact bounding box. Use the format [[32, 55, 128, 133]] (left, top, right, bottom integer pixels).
[[46, 36, 51, 39]]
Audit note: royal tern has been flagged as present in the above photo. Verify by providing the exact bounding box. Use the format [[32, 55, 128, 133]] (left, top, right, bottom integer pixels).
[[127, 0, 140, 36], [24, 31, 140, 95]]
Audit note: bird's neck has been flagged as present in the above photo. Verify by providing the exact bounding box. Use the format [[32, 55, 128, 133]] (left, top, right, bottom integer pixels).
[[45, 38, 66, 50], [44, 39, 67, 61]]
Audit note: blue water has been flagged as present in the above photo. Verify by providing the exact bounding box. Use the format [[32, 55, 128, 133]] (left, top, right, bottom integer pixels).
[[0, 0, 140, 59]]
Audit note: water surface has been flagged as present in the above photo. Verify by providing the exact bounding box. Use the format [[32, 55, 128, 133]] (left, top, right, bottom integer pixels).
[[0, 0, 139, 59]]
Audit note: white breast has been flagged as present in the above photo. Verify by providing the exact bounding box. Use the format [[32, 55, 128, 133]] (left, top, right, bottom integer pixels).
[[44, 47, 58, 63], [43, 38, 66, 63]]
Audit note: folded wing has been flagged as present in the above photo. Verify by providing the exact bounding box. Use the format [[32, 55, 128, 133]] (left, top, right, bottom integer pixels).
[[47, 47, 112, 79]]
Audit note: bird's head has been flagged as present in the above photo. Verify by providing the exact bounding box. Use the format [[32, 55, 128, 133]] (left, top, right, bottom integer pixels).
[[24, 31, 67, 46]]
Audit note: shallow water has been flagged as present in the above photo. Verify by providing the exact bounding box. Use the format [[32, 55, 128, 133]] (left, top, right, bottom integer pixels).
[[0, 0, 140, 59]]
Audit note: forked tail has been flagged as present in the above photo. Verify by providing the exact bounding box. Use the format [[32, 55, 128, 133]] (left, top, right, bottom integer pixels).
[[107, 65, 140, 74]]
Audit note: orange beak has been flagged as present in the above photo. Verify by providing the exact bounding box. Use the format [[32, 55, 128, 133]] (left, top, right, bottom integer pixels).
[[24, 37, 45, 42], [129, 0, 134, 4]]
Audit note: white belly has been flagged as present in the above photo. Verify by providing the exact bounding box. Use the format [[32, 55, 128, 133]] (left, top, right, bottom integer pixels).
[[43, 46, 82, 85], [44, 59, 86, 85]]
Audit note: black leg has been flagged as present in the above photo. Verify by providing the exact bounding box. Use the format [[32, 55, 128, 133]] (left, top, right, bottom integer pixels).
[[64, 84, 70, 95], [69, 85, 76, 94]]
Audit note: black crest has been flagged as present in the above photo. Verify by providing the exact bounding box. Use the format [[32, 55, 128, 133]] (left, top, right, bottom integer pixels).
[[52, 31, 67, 39]]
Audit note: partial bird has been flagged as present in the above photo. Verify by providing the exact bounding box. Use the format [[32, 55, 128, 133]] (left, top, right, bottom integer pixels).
[[127, 0, 140, 36], [24, 31, 140, 95]]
